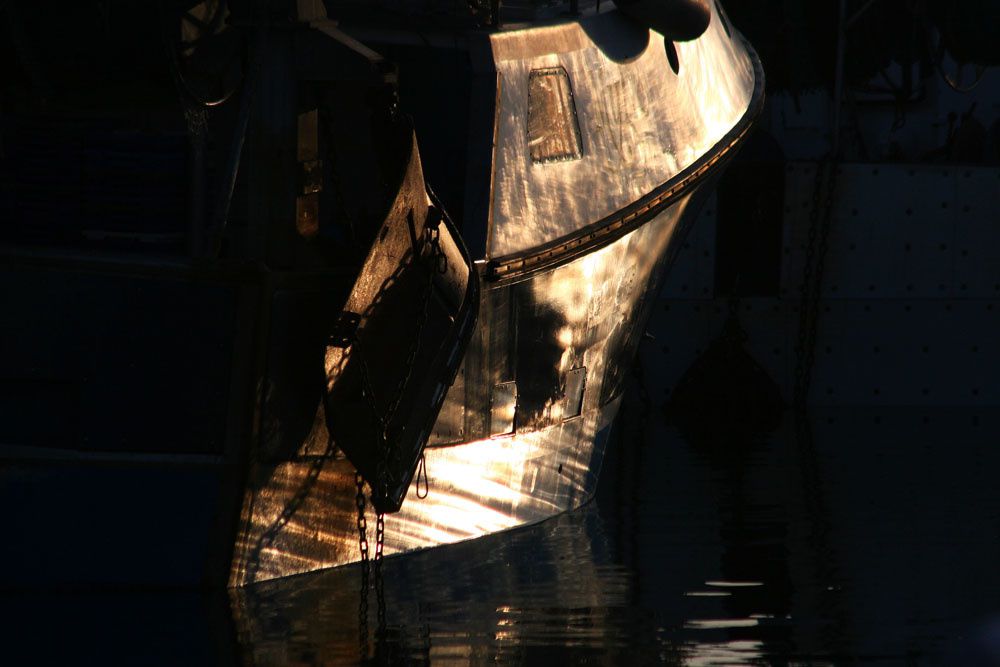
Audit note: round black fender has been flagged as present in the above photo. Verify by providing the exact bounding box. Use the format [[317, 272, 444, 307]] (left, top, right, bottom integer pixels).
[[612, 0, 712, 41]]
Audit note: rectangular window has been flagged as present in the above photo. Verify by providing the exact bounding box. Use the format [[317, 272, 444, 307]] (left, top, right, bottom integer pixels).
[[562, 367, 586, 420], [527, 67, 583, 164]]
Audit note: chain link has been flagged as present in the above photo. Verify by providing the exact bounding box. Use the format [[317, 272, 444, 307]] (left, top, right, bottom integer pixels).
[[355, 471, 370, 658], [374, 511, 386, 634], [351, 209, 449, 656], [356, 217, 448, 509]]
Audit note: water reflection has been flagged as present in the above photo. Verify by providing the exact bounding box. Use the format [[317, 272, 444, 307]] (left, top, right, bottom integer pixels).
[[6, 409, 999, 664], [602, 406, 1000, 665], [232, 506, 651, 664], [233, 408, 1000, 665]]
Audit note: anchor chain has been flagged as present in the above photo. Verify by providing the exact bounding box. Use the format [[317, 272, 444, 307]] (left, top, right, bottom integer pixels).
[[352, 211, 448, 652], [357, 217, 447, 507], [374, 511, 386, 633], [355, 471, 370, 656]]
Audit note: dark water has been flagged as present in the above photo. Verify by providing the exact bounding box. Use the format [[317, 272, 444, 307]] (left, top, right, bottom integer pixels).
[[6, 409, 1000, 665]]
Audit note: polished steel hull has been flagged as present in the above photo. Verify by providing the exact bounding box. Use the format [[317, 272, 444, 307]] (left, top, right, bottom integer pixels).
[[231, 5, 763, 585]]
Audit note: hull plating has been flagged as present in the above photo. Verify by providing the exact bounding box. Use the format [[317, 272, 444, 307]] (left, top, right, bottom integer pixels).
[[231, 5, 762, 585], [233, 190, 733, 585], [0, 3, 766, 589]]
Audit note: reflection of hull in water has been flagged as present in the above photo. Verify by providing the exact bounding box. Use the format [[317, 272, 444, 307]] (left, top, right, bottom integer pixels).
[[232, 5, 763, 584], [232, 504, 623, 664]]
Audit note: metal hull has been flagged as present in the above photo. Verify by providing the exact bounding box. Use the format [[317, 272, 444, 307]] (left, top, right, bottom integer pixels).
[[229, 400, 617, 585], [233, 186, 711, 585], [0, 4, 762, 588], [231, 5, 763, 584]]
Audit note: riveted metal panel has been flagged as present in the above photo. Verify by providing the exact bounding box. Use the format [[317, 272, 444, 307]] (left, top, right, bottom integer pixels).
[[641, 297, 1000, 408], [781, 164, 1000, 301], [645, 163, 999, 408]]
